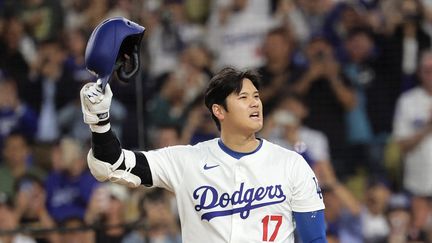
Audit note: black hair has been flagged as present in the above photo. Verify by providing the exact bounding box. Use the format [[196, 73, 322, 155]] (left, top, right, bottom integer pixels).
[[38, 37, 65, 49], [204, 67, 261, 131], [14, 173, 44, 193], [345, 27, 374, 41], [156, 124, 182, 139], [57, 216, 86, 228], [265, 26, 295, 50], [5, 130, 31, 146], [139, 188, 167, 218], [276, 92, 306, 108]]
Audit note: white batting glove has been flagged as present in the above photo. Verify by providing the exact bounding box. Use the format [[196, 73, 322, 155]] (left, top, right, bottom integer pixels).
[[80, 80, 112, 132]]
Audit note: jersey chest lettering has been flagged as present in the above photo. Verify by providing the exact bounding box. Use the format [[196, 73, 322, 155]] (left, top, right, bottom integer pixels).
[[193, 182, 286, 221]]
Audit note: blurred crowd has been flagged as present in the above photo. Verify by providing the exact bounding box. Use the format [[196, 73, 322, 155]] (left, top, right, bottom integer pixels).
[[1, 0, 432, 242]]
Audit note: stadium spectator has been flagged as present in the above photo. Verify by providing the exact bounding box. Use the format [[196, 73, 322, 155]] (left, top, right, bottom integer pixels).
[[206, 0, 275, 69], [14, 0, 64, 43], [321, 176, 363, 243], [257, 26, 299, 115], [0, 75, 38, 153], [147, 72, 188, 129], [0, 15, 32, 84], [85, 183, 135, 242], [125, 188, 181, 243], [292, 34, 356, 179], [62, 28, 94, 89], [82, 0, 110, 31], [177, 44, 212, 105], [14, 174, 60, 243], [385, 193, 424, 242], [45, 137, 99, 223], [59, 217, 92, 243], [360, 178, 392, 243], [322, 2, 369, 56], [0, 191, 37, 243], [61, 0, 89, 31], [180, 95, 218, 145], [261, 93, 336, 184], [341, 27, 390, 178], [379, 0, 431, 92], [144, 1, 186, 78], [281, 0, 335, 46], [23, 39, 68, 144], [393, 50, 432, 239], [0, 132, 45, 197]]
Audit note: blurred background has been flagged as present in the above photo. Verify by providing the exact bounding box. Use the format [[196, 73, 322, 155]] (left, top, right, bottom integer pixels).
[[0, 0, 432, 242]]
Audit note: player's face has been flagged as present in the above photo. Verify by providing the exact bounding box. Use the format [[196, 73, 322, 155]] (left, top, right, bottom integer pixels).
[[223, 78, 263, 134]]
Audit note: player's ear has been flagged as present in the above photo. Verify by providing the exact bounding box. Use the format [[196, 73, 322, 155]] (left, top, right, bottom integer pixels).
[[212, 104, 225, 121]]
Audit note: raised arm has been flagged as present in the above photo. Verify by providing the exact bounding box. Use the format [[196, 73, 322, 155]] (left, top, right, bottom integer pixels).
[[80, 81, 153, 187]]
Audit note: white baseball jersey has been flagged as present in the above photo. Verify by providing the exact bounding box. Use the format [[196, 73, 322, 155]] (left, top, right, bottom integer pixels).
[[393, 87, 432, 196], [143, 138, 324, 243]]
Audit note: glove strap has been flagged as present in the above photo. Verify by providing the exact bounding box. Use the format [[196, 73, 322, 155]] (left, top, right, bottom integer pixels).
[[97, 119, 110, 126], [96, 112, 110, 125]]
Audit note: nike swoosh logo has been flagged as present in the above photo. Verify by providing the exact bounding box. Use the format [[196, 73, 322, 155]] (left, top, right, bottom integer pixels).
[[203, 163, 220, 170]]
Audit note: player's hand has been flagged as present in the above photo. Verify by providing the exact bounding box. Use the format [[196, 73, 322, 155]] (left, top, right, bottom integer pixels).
[[80, 80, 112, 125]]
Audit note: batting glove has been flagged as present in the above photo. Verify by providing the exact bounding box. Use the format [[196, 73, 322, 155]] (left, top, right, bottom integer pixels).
[[80, 80, 112, 132]]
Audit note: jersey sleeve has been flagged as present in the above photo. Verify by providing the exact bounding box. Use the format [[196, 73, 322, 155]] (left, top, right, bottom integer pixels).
[[143, 145, 195, 191], [289, 153, 325, 212]]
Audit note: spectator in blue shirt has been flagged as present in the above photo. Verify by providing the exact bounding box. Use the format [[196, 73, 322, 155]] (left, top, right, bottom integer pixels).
[[0, 74, 37, 155], [45, 137, 99, 223]]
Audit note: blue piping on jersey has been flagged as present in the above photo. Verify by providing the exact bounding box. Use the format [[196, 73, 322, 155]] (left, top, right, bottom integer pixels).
[[218, 138, 263, 159]]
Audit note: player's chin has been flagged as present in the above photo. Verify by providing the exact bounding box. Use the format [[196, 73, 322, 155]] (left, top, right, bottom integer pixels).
[[249, 120, 263, 132]]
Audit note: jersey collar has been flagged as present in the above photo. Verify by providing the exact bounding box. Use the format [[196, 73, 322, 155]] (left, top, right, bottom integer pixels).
[[217, 138, 263, 160]]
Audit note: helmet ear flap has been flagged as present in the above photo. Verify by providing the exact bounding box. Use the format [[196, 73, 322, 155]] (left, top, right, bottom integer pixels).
[[116, 45, 140, 82]]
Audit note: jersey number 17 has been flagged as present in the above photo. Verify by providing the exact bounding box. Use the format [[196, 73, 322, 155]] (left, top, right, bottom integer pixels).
[[261, 215, 282, 242]]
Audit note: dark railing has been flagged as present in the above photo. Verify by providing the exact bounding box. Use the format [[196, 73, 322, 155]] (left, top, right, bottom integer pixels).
[[0, 221, 147, 236]]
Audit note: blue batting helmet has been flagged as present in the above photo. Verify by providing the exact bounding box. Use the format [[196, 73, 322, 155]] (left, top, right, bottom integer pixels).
[[85, 17, 145, 90]]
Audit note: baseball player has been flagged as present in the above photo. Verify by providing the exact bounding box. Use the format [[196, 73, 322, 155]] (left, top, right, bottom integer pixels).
[[81, 18, 326, 243], [80, 18, 326, 243]]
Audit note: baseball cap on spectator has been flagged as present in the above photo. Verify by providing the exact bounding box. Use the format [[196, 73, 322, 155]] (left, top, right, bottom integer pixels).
[[105, 183, 129, 203], [366, 176, 391, 189], [387, 193, 411, 211]]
